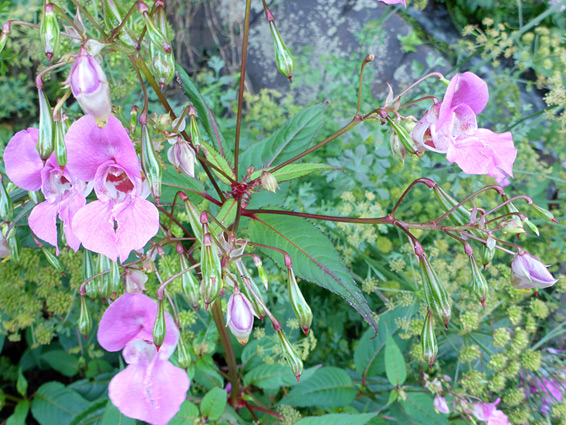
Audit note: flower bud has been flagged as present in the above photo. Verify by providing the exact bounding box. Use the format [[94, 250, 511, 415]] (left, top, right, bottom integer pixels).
[[188, 113, 201, 151], [153, 298, 166, 350], [510, 252, 557, 290], [226, 290, 256, 345], [419, 254, 451, 328], [500, 217, 526, 235], [200, 233, 222, 308], [481, 237, 496, 267], [502, 196, 538, 236], [78, 296, 92, 337], [167, 140, 195, 178], [177, 334, 191, 370], [0, 176, 14, 222], [287, 267, 313, 336], [69, 47, 112, 127], [433, 395, 450, 414], [237, 261, 266, 320], [42, 247, 64, 273], [253, 256, 268, 290], [37, 87, 54, 160], [54, 118, 67, 168], [40, 4, 60, 62], [529, 203, 558, 223], [180, 253, 199, 310], [387, 117, 418, 160], [422, 311, 437, 368], [123, 268, 148, 293], [261, 171, 279, 193], [141, 124, 162, 202], [82, 249, 97, 298], [97, 254, 112, 298], [265, 8, 294, 82], [469, 255, 488, 307], [109, 260, 121, 297], [276, 330, 303, 382]]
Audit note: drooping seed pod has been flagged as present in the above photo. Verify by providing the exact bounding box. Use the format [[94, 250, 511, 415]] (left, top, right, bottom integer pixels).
[[177, 334, 191, 370], [152, 298, 166, 350], [421, 311, 437, 368], [180, 252, 199, 310], [481, 236, 496, 268], [149, 1, 176, 91], [42, 247, 64, 274], [200, 233, 222, 308], [37, 87, 54, 160], [419, 254, 451, 328], [387, 117, 418, 161], [97, 255, 112, 299], [529, 202, 558, 224], [83, 249, 97, 298], [469, 254, 488, 307], [264, 5, 294, 82], [78, 296, 92, 337], [236, 261, 266, 320], [253, 256, 268, 290], [0, 25, 9, 54], [188, 107, 201, 152], [0, 176, 14, 222], [140, 2, 172, 54], [287, 267, 313, 336], [40, 3, 60, 61], [54, 118, 67, 168], [501, 195, 538, 236], [8, 229, 21, 265], [140, 124, 162, 202], [181, 194, 203, 243], [109, 260, 121, 297], [276, 330, 303, 382]]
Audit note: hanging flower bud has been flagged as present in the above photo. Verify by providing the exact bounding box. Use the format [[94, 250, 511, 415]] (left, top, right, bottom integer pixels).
[[529, 203, 558, 223], [287, 267, 313, 336], [253, 256, 268, 290], [69, 47, 112, 127], [177, 334, 191, 370], [40, 4, 60, 62], [140, 124, 162, 202], [481, 236, 496, 267], [168, 139, 195, 178], [180, 194, 203, 243], [200, 233, 222, 308], [265, 6, 294, 82], [419, 254, 451, 328], [276, 330, 303, 382], [180, 252, 199, 310], [109, 260, 121, 297], [97, 254, 112, 298], [152, 298, 167, 350], [226, 290, 256, 345], [37, 87, 54, 160], [469, 255, 488, 307], [261, 171, 279, 193], [500, 217, 526, 235], [0, 176, 14, 222], [54, 118, 67, 168], [123, 268, 148, 293], [140, 2, 172, 54], [82, 249, 97, 298], [501, 196, 538, 236], [433, 395, 450, 414], [42, 247, 64, 273], [188, 107, 201, 152], [421, 311, 437, 368], [78, 296, 92, 336], [510, 252, 557, 290]]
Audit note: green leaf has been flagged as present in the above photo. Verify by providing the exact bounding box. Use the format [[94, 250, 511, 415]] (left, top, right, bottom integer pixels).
[[161, 164, 205, 205], [200, 387, 227, 421], [246, 182, 290, 210], [31, 382, 90, 425], [68, 372, 113, 401], [194, 356, 223, 390], [69, 398, 107, 425], [385, 332, 407, 386], [211, 198, 237, 236], [16, 367, 27, 396], [249, 163, 339, 183], [200, 140, 236, 185], [248, 214, 378, 333], [242, 104, 325, 170], [176, 64, 233, 162], [41, 350, 79, 377], [100, 400, 137, 425], [243, 363, 320, 389], [6, 400, 30, 425], [278, 366, 357, 408], [169, 400, 199, 425], [400, 393, 450, 425], [295, 413, 377, 425]]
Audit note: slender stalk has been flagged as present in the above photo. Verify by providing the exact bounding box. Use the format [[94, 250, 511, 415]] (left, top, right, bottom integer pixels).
[[49, 3, 86, 38], [383, 72, 444, 108], [482, 195, 532, 218], [389, 178, 435, 217], [433, 185, 505, 225], [234, 0, 253, 178], [3, 20, 81, 40], [156, 263, 200, 299], [156, 205, 193, 236], [211, 301, 242, 405], [108, 0, 139, 41], [355, 55, 374, 117]]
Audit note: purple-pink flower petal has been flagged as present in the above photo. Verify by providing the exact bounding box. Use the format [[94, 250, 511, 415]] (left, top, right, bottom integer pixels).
[[72, 200, 120, 261], [4, 128, 43, 191], [115, 197, 160, 262], [439, 72, 489, 127], [28, 202, 59, 251], [377, 0, 406, 6]]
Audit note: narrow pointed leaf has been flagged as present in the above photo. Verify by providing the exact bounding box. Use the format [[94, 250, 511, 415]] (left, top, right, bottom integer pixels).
[[249, 163, 340, 183], [200, 139, 235, 185], [385, 332, 407, 386]]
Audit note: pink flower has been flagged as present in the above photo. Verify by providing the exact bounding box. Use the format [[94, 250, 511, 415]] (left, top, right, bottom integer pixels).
[[70, 47, 112, 126], [535, 376, 564, 414], [97, 293, 190, 425], [511, 252, 558, 290], [66, 114, 160, 262], [226, 290, 256, 345], [3, 128, 91, 253], [378, 0, 406, 6], [167, 139, 195, 178], [411, 72, 517, 179], [471, 399, 510, 425], [124, 268, 148, 293], [433, 395, 450, 414]]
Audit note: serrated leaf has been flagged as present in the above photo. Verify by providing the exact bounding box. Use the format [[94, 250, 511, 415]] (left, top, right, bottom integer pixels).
[[161, 164, 205, 205], [385, 332, 407, 386], [249, 163, 339, 183], [200, 387, 227, 421], [200, 140, 236, 185], [248, 214, 378, 333], [211, 198, 237, 236], [100, 400, 136, 425], [41, 350, 79, 377], [69, 398, 107, 425], [243, 363, 320, 389], [176, 64, 233, 162], [169, 400, 199, 425], [295, 413, 377, 425], [241, 104, 325, 171], [400, 393, 450, 425], [31, 382, 90, 425], [68, 372, 113, 401], [6, 400, 29, 425], [278, 366, 357, 408]]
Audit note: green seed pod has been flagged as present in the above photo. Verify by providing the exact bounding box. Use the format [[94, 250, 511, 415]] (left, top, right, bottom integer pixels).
[[200, 233, 222, 308], [180, 253, 199, 310], [141, 5, 172, 54], [253, 256, 268, 290], [481, 243, 495, 268], [8, 229, 21, 265], [387, 117, 418, 159], [42, 247, 64, 273], [54, 119, 67, 168], [149, 44, 175, 91], [97, 255, 112, 298], [153, 298, 166, 350], [265, 8, 294, 81], [78, 296, 92, 336], [28, 190, 44, 204], [177, 334, 191, 370], [109, 260, 121, 297], [433, 185, 471, 227], [501, 196, 537, 236], [469, 255, 488, 307], [236, 263, 266, 320], [287, 267, 313, 336], [101, 0, 138, 48], [37, 88, 54, 160], [421, 311, 437, 368], [83, 250, 97, 298], [40, 4, 60, 62], [529, 203, 558, 223], [419, 254, 451, 328], [276, 330, 303, 382], [140, 124, 162, 202], [0, 177, 14, 222], [188, 114, 201, 151], [181, 195, 203, 243]]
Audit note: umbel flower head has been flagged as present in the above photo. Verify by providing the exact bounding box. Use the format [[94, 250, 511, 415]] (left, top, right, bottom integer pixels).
[[97, 293, 189, 425], [510, 251, 558, 290]]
